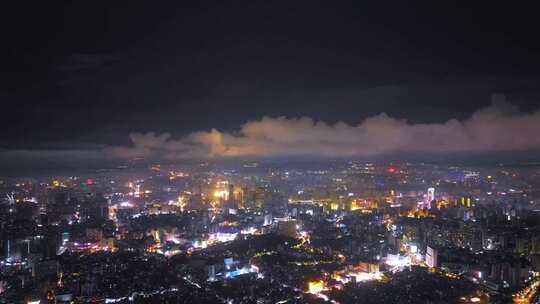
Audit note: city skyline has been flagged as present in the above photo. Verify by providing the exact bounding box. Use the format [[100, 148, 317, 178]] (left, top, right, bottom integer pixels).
[[2, 3, 540, 303]]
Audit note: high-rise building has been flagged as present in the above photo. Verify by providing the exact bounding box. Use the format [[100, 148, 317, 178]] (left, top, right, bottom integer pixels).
[[82, 194, 109, 222], [426, 246, 438, 268], [426, 187, 435, 209], [49, 190, 75, 223], [225, 184, 238, 210]]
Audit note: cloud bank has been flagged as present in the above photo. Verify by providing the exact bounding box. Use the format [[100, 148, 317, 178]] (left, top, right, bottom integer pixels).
[[109, 95, 540, 160]]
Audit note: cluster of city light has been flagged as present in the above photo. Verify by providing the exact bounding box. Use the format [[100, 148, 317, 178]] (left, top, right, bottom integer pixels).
[[191, 239, 208, 249], [385, 254, 412, 270], [293, 230, 311, 249], [105, 287, 180, 303], [224, 264, 259, 278], [345, 271, 383, 283], [459, 297, 482, 303], [512, 274, 540, 304], [176, 195, 187, 211], [213, 189, 228, 199], [305, 280, 333, 302], [240, 227, 258, 235], [208, 232, 238, 243], [189, 232, 238, 251], [119, 201, 134, 208], [163, 249, 181, 257], [149, 233, 196, 256], [64, 242, 110, 254], [308, 280, 325, 294], [164, 234, 182, 245], [126, 181, 152, 197], [9, 164, 530, 304], [168, 171, 189, 180]]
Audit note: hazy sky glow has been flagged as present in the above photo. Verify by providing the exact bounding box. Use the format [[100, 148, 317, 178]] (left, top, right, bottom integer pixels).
[[108, 95, 540, 160]]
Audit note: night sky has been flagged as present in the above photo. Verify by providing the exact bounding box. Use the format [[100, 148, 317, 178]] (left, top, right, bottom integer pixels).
[[2, 2, 540, 163]]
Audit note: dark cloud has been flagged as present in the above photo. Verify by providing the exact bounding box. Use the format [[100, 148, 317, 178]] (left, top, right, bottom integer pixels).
[[2, 2, 540, 151], [56, 53, 118, 72]]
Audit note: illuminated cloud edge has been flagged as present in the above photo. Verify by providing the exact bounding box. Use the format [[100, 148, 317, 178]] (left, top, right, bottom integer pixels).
[[108, 95, 540, 160]]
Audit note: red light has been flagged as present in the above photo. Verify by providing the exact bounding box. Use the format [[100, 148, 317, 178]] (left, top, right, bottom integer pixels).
[[387, 167, 397, 173], [86, 179, 94, 185]]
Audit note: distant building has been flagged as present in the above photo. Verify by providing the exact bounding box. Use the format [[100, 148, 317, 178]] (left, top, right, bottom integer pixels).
[[276, 220, 297, 238], [86, 227, 103, 242], [82, 194, 109, 222], [32, 259, 59, 279], [225, 184, 238, 210], [207, 264, 216, 281], [426, 187, 435, 209], [426, 246, 438, 268], [263, 214, 273, 226], [49, 190, 75, 223]]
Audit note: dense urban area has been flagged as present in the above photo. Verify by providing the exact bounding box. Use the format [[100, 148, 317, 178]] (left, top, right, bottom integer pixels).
[[1, 160, 540, 303]]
